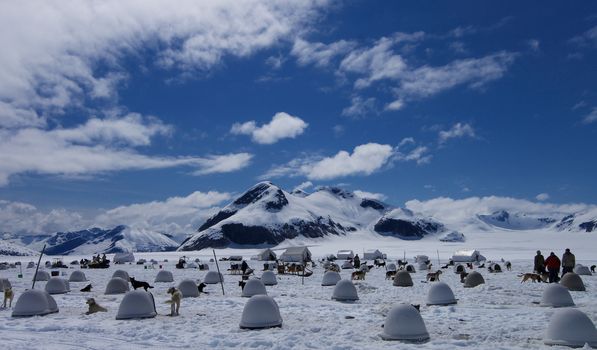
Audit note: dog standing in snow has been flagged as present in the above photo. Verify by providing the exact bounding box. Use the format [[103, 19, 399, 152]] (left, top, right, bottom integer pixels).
[[3, 287, 14, 308], [166, 287, 182, 316]]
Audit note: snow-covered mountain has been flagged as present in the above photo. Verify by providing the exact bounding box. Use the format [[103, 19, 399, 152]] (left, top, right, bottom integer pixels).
[[24, 225, 180, 255], [0, 239, 37, 256], [373, 208, 444, 239], [178, 182, 443, 251], [477, 210, 557, 230]]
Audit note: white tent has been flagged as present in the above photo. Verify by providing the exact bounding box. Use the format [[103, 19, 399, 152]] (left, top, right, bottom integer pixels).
[[541, 284, 575, 308], [464, 271, 485, 288], [113, 252, 135, 264], [112, 270, 130, 281], [451, 250, 486, 263], [69, 270, 87, 282], [363, 249, 384, 260], [178, 279, 199, 298], [393, 271, 413, 287], [204, 271, 224, 284], [426, 282, 457, 306], [261, 271, 278, 286], [239, 295, 282, 330], [337, 250, 354, 259], [331, 279, 359, 302], [279, 246, 312, 263], [105, 277, 130, 295], [321, 271, 341, 286], [241, 279, 267, 298], [33, 270, 50, 281], [256, 249, 277, 261], [12, 289, 58, 317], [116, 290, 157, 320], [381, 304, 430, 342], [154, 270, 174, 283], [560, 273, 586, 292], [544, 308, 597, 347], [45, 277, 70, 294]]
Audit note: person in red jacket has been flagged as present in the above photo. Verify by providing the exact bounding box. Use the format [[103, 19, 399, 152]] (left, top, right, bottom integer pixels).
[[544, 252, 561, 283]]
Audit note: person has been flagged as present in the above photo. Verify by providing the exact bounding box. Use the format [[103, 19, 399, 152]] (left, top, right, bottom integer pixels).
[[241, 260, 249, 275], [561, 248, 575, 277], [534, 250, 545, 274], [544, 252, 561, 283], [353, 254, 361, 269]]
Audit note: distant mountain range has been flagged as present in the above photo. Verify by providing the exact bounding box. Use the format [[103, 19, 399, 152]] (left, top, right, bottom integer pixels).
[[1, 182, 595, 255]]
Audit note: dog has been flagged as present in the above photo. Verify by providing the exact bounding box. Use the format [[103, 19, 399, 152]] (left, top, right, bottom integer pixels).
[[397, 260, 408, 268], [374, 259, 386, 268], [460, 272, 469, 283], [238, 280, 246, 290], [426, 270, 442, 282], [85, 298, 107, 315], [505, 261, 512, 271], [478, 263, 485, 268], [441, 263, 450, 269], [80, 284, 92, 292], [519, 272, 548, 283], [197, 282, 208, 294], [3, 287, 14, 308], [385, 270, 397, 280], [166, 287, 182, 316], [351, 270, 366, 280], [129, 277, 154, 291], [591, 265, 596, 273], [466, 263, 473, 269]]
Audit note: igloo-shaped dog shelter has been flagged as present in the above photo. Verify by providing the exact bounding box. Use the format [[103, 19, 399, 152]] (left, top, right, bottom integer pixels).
[[261, 271, 277, 286], [331, 279, 359, 302], [154, 270, 174, 283], [178, 279, 199, 298], [464, 271, 485, 288], [242, 279, 267, 297], [426, 282, 457, 306], [115, 290, 157, 320], [105, 277, 130, 295], [321, 271, 341, 286], [33, 270, 50, 281], [203, 271, 223, 284], [574, 265, 592, 276], [386, 263, 397, 272], [541, 284, 575, 308], [381, 304, 430, 342], [417, 262, 429, 271], [12, 289, 58, 317], [544, 308, 597, 348], [406, 265, 416, 273], [69, 270, 87, 282], [27, 261, 35, 268], [45, 277, 70, 294], [239, 295, 283, 330], [112, 270, 130, 281], [560, 272, 586, 292], [341, 260, 353, 269], [393, 271, 414, 287]]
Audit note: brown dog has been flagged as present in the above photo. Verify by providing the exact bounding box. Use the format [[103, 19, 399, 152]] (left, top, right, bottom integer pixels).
[[426, 270, 442, 282], [519, 273, 548, 283], [85, 298, 107, 315], [351, 270, 366, 280], [3, 288, 14, 308]]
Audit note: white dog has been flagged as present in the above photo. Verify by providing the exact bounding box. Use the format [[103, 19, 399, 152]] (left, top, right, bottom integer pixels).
[[166, 287, 182, 316]]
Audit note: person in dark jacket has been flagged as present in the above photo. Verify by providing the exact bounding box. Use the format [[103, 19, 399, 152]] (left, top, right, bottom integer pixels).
[[241, 260, 249, 275], [544, 252, 561, 283], [353, 254, 361, 269], [561, 248, 575, 277], [534, 250, 545, 274]]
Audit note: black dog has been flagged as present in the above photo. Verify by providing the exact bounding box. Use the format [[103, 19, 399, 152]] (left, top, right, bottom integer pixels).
[[238, 280, 246, 291], [460, 272, 469, 283], [197, 282, 209, 294], [591, 265, 596, 273], [478, 263, 485, 268], [80, 284, 92, 292], [129, 277, 154, 291]]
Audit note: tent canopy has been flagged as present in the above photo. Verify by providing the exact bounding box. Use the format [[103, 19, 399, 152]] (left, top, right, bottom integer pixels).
[[337, 250, 354, 259], [363, 249, 384, 260], [257, 248, 277, 261], [279, 246, 312, 263], [451, 250, 486, 263], [113, 252, 135, 263]]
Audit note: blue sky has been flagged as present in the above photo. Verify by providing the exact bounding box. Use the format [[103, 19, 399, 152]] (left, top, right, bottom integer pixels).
[[0, 1, 596, 230]]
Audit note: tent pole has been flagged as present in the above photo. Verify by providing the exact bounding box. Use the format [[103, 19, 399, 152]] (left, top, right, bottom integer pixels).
[[32, 244, 46, 289], [436, 249, 441, 269], [212, 249, 225, 296]]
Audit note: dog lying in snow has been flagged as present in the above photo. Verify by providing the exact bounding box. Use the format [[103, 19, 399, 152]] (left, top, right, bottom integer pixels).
[[166, 287, 182, 316], [426, 270, 442, 282], [80, 284, 92, 292], [85, 298, 107, 315], [3, 287, 14, 308], [197, 282, 208, 294]]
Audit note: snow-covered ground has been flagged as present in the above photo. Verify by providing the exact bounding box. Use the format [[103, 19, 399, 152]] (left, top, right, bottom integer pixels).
[[1, 232, 596, 350]]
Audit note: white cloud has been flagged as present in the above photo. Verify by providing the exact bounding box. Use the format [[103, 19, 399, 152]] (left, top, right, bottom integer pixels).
[[0, 114, 252, 185], [0, 0, 328, 127], [293, 181, 313, 192], [536, 193, 550, 201], [569, 25, 597, 48], [582, 107, 597, 124], [438, 122, 476, 145], [353, 190, 387, 201], [341, 96, 377, 117], [292, 38, 356, 68], [0, 200, 86, 235], [527, 39, 540, 52], [231, 112, 308, 144]]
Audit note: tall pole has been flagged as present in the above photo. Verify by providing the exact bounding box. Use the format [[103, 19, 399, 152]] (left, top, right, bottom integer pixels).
[[436, 249, 441, 270], [212, 249, 225, 296], [32, 244, 46, 289]]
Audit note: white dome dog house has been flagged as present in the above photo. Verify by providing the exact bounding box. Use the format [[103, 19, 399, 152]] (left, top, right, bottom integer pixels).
[[33, 270, 50, 281], [381, 304, 430, 342], [322, 271, 342, 286], [417, 262, 429, 271], [560, 273, 586, 292], [177, 279, 199, 298], [239, 295, 283, 330], [386, 263, 397, 272], [541, 284, 575, 308], [331, 279, 359, 302], [406, 265, 416, 273], [393, 271, 414, 287], [242, 279, 267, 298], [261, 271, 277, 286], [341, 260, 353, 269], [45, 277, 70, 294], [464, 271, 485, 288], [0, 278, 11, 290], [154, 270, 174, 283], [68, 270, 87, 282], [12, 289, 58, 317], [105, 277, 130, 295], [574, 264, 592, 276], [27, 261, 35, 268], [426, 282, 457, 306], [453, 264, 465, 274], [115, 290, 157, 320], [544, 308, 597, 348], [204, 271, 223, 284], [112, 270, 130, 281]]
